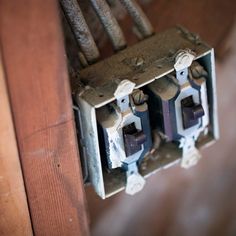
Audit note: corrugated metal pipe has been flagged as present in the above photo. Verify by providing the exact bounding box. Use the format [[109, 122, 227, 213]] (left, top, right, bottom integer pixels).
[[89, 0, 127, 51], [60, 0, 100, 63], [119, 0, 154, 38]]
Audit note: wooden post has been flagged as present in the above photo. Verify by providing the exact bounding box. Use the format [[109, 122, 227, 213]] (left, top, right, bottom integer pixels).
[[0, 0, 89, 235], [0, 52, 33, 235]]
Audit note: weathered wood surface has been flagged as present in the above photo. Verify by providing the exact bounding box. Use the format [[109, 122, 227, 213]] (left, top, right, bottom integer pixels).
[[0, 52, 33, 236], [0, 1, 89, 235]]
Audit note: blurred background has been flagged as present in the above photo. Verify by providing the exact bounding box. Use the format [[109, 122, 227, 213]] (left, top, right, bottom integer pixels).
[[80, 0, 236, 235]]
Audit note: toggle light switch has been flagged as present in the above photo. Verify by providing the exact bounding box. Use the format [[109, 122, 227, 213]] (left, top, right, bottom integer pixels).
[[123, 123, 147, 157], [181, 96, 205, 129]]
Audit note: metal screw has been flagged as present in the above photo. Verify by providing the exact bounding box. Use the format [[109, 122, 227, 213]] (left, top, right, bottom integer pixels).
[[132, 90, 148, 105], [133, 56, 144, 67]]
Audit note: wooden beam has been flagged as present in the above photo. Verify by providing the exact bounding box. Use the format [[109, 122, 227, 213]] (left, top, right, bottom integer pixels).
[[0, 52, 33, 235], [0, 1, 89, 235]]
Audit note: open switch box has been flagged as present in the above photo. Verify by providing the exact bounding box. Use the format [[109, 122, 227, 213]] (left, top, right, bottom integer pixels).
[[73, 26, 219, 199]]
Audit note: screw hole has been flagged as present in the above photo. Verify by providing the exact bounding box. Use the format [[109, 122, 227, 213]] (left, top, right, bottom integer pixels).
[[180, 71, 184, 76], [121, 98, 126, 103], [99, 94, 104, 97]]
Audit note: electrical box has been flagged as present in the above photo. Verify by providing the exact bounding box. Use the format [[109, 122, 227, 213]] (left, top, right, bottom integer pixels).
[[73, 26, 219, 199]]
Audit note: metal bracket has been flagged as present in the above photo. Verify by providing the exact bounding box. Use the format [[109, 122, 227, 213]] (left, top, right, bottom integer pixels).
[[179, 136, 201, 168], [114, 80, 146, 194], [174, 50, 202, 168], [125, 162, 145, 195]]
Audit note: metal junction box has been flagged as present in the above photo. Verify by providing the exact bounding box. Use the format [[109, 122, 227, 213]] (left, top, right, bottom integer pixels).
[[74, 26, 219, 199]]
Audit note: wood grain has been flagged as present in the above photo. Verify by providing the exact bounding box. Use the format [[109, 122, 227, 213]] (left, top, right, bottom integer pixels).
[[0, 52, 33, 235], [0, 1, 89, 235]]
